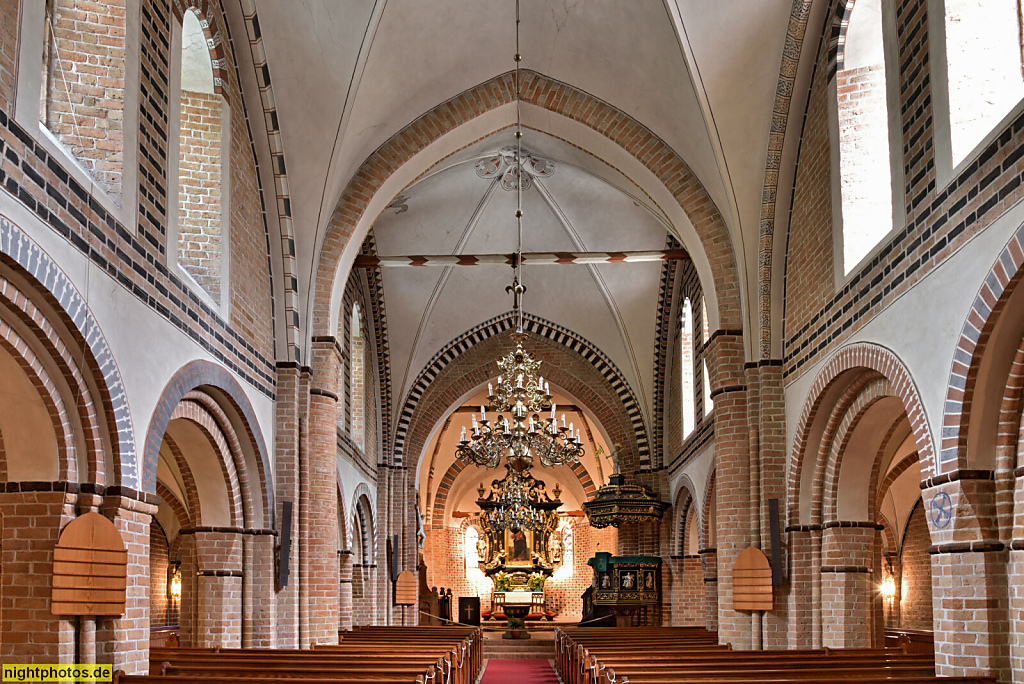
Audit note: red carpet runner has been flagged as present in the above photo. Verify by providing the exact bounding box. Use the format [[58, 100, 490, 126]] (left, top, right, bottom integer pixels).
[[479, 658, 560, 684]]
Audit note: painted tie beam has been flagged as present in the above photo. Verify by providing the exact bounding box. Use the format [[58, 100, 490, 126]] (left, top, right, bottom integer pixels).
[[353, 248, 690, 268]]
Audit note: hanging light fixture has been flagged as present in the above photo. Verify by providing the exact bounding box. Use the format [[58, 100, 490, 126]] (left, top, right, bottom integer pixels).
[[455, 0, 584, 477]]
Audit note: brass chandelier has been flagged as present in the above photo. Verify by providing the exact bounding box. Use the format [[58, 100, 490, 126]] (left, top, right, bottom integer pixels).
[[454, 0, 583, 533]]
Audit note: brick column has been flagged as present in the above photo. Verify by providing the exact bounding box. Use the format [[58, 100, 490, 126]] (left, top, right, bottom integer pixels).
[[757, 363, 788, 648], [819, 525, 877, 648], [706, 332, 751, 648], [785, 527, 815, 648], [339, 549, 353, 631], [307, 338, 341, 644], [191, 529, 244, 648], [925, 478, 1010, 679], [246, 531, 277, 647], [98, 492, 157, 674], [1009, 547, 1024, 681], [700, 549, 718, 631], [274, 365, 304, 648], [0, 488, 76, 664]]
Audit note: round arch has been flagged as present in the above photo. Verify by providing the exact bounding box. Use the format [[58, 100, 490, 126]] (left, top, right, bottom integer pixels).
[[0, 215, 137, 488], [143, 360, 274, 528], [311, 70, 742, 347]]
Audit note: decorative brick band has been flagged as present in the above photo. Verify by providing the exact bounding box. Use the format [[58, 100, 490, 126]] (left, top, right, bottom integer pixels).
[[786, 524, 821, 532], [235, 0, 302, 363], [1011, 540, 1024, 550], [179, 525, 245, 535], [919, 469, 994, 490], [360, 236, 393, 464], [941, 223, 1024, 472], [756, 0, 815, 359], [820, 565, 871, 573], [821, 520, 883, 529], [929, 540, 1005, 554], [310, 388, 339, 401], [1014, 466, 1024, 478], [393, 311, 650, 471], [197, 569, 244, 578], [142, 360, 273, 527]]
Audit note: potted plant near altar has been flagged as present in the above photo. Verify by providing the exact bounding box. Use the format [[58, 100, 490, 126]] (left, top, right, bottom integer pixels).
[[527, 572, 546, 592], [493, 571, 512, 592]]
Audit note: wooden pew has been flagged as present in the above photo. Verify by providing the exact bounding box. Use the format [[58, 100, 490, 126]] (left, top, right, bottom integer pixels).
[[554, 627, 996, 684], [124, 627, 484, 684]]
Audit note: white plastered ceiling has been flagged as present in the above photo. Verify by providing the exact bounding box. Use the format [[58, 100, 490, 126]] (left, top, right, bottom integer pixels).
[[252, 0, 797, 357]]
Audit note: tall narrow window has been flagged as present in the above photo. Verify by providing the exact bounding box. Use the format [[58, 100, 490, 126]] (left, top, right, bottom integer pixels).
[[681, 298, 695, 438], [350, 304, 366, 449], [39, 0, 126, 203], [177, 10, 225, 302], [554, 521, 574, 579], [836, 0, 894, 273], [703, 360, 713, 417], [465, 526, 483, 580], [944, 0, 1024, 166]]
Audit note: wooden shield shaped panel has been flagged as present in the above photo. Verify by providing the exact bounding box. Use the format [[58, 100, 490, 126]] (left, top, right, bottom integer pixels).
[[732, 546, 772, 611], [395, 569, 418, 606], [51, 512, 127, 616]]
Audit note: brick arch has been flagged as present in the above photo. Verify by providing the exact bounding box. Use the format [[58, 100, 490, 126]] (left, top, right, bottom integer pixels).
[[352, 483, 375, 564], [170, 0, 229, 99], [819, 377, 895, 524], [942, 224, 1024, 473], [337, 478, 349, 550], [429, 457, 597, 530], [700, 469, 716, 551], [0, 215, 137, 488], [673, 474, 699, 556], [163, 435, 203, 528], [393, 311, 649, 474], [789, 343, 936, 524], [875, 450, 920, 515], [143, 360, 273, 527], [170, 397, 245, 529], [312, 70, 742, 342]]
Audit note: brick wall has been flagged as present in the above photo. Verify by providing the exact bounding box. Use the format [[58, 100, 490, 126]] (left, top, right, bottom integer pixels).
[[177, 90, 223, 301], [899, 503, 933, 630], [41, 0, 126, 202], [785, 36, 835, 341], [0, 490, 76, 664], [0, 0, 17, 111]]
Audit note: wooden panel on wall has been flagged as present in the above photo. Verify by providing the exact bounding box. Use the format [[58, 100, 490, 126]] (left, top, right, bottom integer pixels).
[[395, 569, 418, 606], [51, 512, 127, 616], [733, 546, 772, 611]]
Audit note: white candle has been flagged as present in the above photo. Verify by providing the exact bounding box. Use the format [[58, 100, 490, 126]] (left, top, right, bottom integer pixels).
[[561, 414, 566, 428], [498, 375, 503, 385], [576, 429, 581, 442], [517, 374, 524, 388], [550, 403, 556, 419], [460, 426, 467, 441], [538, 376, 543, 390], [569, 421, 574, 436], [545, 381, 550, 394], [488, 383, 493, 395], [480, 405, 486, 421]]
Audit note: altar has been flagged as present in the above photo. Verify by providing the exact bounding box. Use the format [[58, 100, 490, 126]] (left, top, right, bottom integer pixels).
[[475, 466, 562, 625]]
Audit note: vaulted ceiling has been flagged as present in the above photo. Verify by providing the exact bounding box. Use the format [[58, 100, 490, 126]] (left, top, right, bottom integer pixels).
[[239, 0, 806, 446]]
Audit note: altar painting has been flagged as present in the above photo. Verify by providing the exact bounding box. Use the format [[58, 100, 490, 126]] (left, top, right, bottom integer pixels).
[[504, 528, 534, 566]]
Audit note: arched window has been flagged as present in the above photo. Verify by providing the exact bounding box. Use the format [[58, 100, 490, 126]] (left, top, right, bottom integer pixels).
[[350, 304, 365, 450], [681, 298, 695, 438], [836, 0, 895, 273], [464, 526, 484, 580], [943, 0, 1024, 166], [39, 0, 126, 202], [173, 9, 228, 305], [554, 521, 574, 580]]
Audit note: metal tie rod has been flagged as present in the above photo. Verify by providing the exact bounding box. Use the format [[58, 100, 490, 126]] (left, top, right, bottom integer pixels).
[[353, 248, 690, 268]]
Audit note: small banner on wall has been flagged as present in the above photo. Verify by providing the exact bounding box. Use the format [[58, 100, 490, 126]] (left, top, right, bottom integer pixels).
[[51, 512, 127, 616]]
